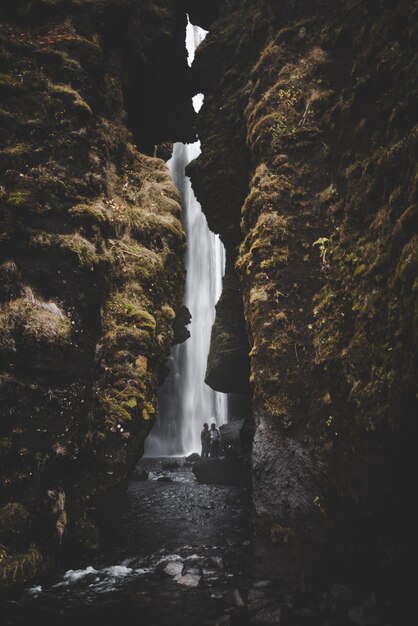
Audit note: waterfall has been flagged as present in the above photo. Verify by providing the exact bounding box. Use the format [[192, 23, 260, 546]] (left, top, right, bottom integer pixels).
[[145, 21, 228, 457]]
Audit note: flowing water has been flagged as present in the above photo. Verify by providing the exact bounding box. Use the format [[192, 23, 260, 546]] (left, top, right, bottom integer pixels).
[[0, 459, 251, 626], [146, 22, 228, 457], [0, 460, 395, 626]]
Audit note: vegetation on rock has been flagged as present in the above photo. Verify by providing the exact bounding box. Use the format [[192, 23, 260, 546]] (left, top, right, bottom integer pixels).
[[0, 0, 192, 586], [191, 0, 418, 590]]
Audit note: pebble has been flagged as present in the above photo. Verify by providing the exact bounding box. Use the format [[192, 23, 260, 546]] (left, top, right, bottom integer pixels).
[[163, 561, 183, 577], [253, 580, 271, 589], [26, 586, 42, 596], [233, 589, 245, 607], [177, 573, 201, 588], [203, 568, 217, 576], [185, 453, 200, 463]]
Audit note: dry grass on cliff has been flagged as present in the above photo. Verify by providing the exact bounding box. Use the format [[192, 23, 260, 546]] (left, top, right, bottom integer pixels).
[[0, 292, 72, 355]]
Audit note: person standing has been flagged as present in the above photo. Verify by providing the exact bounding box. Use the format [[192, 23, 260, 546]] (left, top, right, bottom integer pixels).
[[210, 422, 220, 458], [200, 423, 210, 458]]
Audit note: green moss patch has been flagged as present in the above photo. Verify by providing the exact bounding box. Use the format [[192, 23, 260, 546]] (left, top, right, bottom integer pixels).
[[0, 143, 35, 170], [49, 82, 92, 115], [0, 72, 23, 95], [29, 231, 101, 268]]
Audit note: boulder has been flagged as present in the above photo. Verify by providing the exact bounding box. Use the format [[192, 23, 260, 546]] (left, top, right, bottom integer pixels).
[[172, 305, 191, 345], [156, 555, 183, 575], [177, 573, 201, 588], [192, 458, 245, 485], [164, 561, 184, 577], [185, 452, 201, 463], [220, 419, 244, 458], [205, 260, 250, 395]]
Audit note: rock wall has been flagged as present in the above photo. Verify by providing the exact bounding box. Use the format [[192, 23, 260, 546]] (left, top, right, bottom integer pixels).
[[190, 0, 418, 589], [0, 0, 194, 585], [205, 252, 250, 395]]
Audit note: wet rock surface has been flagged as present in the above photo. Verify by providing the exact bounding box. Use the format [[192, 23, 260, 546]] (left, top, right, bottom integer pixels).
[[0, 458, 251, 626], [205, 258, 251, 395], [0, 459, 409, 625], [193, 458, 246, 486]]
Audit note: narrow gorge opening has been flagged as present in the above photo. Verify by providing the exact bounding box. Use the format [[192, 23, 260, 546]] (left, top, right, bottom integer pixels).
[[146, 20, 233, 457]]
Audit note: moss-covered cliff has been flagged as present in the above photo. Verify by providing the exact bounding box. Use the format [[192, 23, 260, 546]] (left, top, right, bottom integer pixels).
[[0, 0, 195, 585], [205, 253, 250, 394], [191, 0, 418, 589]]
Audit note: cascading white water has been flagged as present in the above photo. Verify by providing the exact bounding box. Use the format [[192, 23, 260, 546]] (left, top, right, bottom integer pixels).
[[145, 21, 228, 457]]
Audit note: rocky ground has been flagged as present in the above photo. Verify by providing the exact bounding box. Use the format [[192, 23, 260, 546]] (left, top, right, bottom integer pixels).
[[0, 457, 252, 626], [0, 457, 408, 626]]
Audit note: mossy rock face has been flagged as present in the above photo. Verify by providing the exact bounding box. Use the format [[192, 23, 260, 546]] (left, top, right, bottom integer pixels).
[[0, 72, 24, 95], [48, 82, 93, 116], [205, 257, 250, 394], [192, 0, 418, 589], [0, 0, 192, 585], [0, 143, 33, 168]]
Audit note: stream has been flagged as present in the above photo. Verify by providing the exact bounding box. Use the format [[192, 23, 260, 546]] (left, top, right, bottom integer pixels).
[[1, 458, 252, 626], [0, 458, 403, 625]]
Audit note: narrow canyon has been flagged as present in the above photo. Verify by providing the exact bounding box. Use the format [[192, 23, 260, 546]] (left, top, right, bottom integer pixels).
[[0, 1, 417, 625]]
